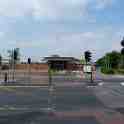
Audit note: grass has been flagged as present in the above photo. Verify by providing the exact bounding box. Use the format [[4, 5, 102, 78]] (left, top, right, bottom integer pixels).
[[101, 67, 115, 74], [114, 69, 124, 75], [48, 68, 58, 76], [101, 67, 124, 75], [0, 87, 17, 92]]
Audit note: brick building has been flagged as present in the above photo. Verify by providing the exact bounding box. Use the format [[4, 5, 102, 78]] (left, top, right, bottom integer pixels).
[[43, 55, 81, 71]]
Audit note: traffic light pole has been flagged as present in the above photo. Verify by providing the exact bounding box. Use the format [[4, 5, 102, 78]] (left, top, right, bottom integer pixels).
[[28, 58, 31, 85], [91, 66, 94, 83], [12, 49, 15, 82]]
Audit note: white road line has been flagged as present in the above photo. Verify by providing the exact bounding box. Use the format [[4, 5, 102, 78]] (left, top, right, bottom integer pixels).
[[0, 107, 53, 111], [98, 82, 104, 86], [0, 86, 49, 88], [121, 82, 124, 86], [87, 86, 97, 88]]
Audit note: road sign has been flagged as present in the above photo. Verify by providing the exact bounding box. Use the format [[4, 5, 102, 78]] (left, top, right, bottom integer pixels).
[[83, 65, 92, 73]]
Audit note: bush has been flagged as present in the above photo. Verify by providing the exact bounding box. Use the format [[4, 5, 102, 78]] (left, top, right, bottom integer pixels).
[[48, 68, 58, 76], [101, 67, 115, 74], [116, 69, 124, 74]]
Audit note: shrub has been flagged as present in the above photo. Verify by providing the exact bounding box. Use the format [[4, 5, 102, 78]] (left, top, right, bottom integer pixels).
[[101, 67, 115, 74], [48, 68, 58, 76], [116, 69, 124, 74]]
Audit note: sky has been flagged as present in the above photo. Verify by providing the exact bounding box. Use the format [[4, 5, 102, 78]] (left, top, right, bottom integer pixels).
[[0, 0, 124, 61]]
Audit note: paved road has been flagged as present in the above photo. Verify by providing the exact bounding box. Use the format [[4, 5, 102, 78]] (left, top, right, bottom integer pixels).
[[0, 71, 123, 123], [0, 86, 103, 124]]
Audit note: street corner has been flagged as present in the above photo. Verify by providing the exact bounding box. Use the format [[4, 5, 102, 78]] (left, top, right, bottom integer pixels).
[[94, 109, 124, 124]]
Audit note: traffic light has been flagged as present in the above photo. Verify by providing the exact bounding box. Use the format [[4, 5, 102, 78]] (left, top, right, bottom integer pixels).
[[121, 38, 124, 55], [121, 48, 124, 55], [28, 58, 31, 64], [13, 49, 18, 60], [84, 51, 92, 63], [121, 38, 124, 47]]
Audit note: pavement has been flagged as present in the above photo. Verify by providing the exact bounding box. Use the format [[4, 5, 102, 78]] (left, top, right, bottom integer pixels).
[[0, 71, 123, 123]]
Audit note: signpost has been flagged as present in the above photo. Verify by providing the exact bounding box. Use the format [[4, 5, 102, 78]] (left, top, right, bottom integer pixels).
[[83, 65, 93, 83], [83, 65, 92, 73]]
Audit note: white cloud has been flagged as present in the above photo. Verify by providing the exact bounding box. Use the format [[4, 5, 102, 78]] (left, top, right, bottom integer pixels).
[[0, 0, 117, 60], [95, 0, 115, 9], [0, 0, 115, 20], [46, 28, 120, 59], [9, 41, 43, 48]]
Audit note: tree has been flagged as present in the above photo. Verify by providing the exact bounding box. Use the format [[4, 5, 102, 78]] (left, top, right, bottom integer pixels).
[[8, 48, 20, 80], [106, 51, 121, 69], [96, 57, 105, 66], [8, 48, 20, 66], [96, 51, 121, 69], [84, 51, 92, 63], [80, 55, 85, 64]]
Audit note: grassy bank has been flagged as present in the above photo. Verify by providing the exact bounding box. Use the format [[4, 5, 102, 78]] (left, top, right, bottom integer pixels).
[[101, 67, 115, 74], [101, 67, 124, 75]]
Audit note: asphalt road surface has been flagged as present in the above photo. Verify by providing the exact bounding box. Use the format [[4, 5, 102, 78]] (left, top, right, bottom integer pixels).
[[0, 71, 124, 123]]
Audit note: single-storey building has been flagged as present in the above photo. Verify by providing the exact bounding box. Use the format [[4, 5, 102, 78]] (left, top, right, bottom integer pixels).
[[43, 55, 81, 70]]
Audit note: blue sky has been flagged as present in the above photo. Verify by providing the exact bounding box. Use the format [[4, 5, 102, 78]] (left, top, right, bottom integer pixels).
[[0, 0, 124, 61]]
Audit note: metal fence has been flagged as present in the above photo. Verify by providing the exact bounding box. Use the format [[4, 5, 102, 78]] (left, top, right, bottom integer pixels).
[[0, 68, 96, 86], [0, 69, 49, 86]]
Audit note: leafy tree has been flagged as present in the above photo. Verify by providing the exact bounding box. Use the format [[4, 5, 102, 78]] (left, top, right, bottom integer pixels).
[[106, 51, 121, 69], [96, 51, 121, 69], [8, 48, 20, 66], [80, 55, 85, 64], [96, 56, 105, 66]]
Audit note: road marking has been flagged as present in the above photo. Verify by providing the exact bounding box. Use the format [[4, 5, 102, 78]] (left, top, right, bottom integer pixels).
[[0, 86, 49, 88], [87, 85, 98, 88], [121, 82, 124, 86], [0, 107, 54, 111], [98, 82, 104, 86]]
